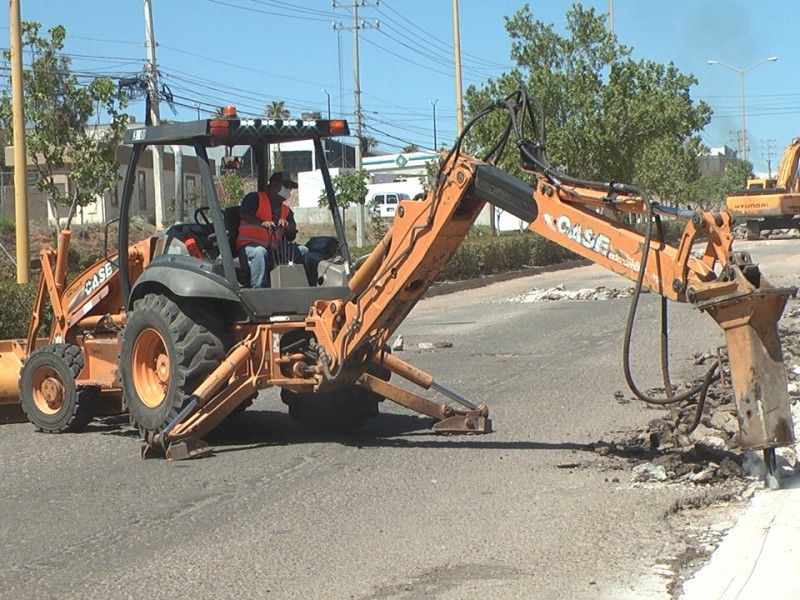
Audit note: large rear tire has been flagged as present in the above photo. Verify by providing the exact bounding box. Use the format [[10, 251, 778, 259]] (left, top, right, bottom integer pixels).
[[281, 387, 379, 432], [119, 294, 225, 438], [20, 344, 94, 433]]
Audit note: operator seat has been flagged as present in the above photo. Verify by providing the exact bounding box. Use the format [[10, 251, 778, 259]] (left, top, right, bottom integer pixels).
[[223, 205, 251, 287]]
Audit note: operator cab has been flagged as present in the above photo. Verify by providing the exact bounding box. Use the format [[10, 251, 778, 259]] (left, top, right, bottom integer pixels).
[[117, 108, 353, 323]]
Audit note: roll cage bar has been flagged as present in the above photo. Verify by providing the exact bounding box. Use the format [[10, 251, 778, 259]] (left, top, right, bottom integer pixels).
[[117, 115, 352, 304]]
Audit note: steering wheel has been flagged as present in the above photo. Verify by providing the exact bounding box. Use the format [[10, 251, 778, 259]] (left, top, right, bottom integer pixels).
[[194, 206, 212, 226]]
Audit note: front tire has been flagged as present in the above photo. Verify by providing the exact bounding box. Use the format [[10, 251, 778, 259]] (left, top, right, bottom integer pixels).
[[20, 344, 94, 433], [119, 294, 225, 438]]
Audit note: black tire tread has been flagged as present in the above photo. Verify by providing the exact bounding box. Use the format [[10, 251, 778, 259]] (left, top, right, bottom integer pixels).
[[20, 343, 93, 433], [121, 294, 225, 438], [281, 387, 379, 432]]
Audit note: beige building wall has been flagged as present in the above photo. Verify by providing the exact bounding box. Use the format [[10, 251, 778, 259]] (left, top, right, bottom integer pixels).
[[2, 145, 209, 226]]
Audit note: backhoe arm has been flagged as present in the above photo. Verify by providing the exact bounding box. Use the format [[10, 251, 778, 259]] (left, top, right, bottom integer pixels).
[[307, 154, 487, 382], [308, 149, 796, 458]]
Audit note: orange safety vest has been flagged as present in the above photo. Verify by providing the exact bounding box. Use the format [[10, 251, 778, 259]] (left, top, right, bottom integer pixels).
[[236, 191, 291, 250]]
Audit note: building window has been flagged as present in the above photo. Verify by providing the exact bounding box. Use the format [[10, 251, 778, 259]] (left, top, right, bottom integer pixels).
[[282, 150, 313, 173], [137, 171, 147, 210]]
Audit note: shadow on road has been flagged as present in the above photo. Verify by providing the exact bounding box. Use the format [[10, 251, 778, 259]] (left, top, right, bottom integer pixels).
[[196, 408, 601, 456], [84, 405, 657, 462]]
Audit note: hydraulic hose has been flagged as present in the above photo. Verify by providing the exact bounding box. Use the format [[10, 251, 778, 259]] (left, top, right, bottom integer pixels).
[[516, 120, 718, 429]]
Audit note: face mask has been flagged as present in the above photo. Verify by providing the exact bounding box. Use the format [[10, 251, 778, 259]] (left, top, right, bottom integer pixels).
[[279, 186, 290, 198]]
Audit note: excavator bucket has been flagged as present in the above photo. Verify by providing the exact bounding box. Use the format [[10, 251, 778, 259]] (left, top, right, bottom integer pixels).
[[695, 262, 796, 450], [0, 339, 29, 423]]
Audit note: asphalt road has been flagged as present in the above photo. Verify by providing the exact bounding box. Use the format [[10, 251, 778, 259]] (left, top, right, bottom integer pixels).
[[1, 239, 797, 600]]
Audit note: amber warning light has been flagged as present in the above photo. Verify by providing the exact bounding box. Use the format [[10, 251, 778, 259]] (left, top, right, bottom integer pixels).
[[329, 119, 347, 135]]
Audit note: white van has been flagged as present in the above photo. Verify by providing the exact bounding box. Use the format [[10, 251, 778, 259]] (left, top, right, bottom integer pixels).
[[370, 192, 411, 218]]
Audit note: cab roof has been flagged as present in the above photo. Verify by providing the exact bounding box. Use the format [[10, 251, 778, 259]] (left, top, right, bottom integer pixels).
[[122, 116, 351, 148]]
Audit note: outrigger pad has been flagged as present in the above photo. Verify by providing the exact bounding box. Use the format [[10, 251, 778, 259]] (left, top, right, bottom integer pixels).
[[165, 437, 214, 461], [432, 414, 492, 434]]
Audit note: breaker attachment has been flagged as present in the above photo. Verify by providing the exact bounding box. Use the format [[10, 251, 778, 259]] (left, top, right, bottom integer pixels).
[[690, 252, 796, 487]]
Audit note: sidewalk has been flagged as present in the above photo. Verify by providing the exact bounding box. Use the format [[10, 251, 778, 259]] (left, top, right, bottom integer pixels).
[[681, 473, 800, 599]]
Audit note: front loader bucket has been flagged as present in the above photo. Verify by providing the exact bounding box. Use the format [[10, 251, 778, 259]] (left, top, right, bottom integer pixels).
[[0, 339, 27, 423], [699, 287, 795, 450]]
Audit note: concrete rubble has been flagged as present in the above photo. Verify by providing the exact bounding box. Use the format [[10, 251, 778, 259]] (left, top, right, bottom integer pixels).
[[506, 284, 636, 303]]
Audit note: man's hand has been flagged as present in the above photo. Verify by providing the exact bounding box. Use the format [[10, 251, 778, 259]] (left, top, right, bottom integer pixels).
[[262, 220, 276, 230], [277, 218, 289, 228]]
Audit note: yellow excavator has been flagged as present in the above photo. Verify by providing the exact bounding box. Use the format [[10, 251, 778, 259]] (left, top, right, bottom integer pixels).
[[726, 137, 800, 239], [1, 90, 795, 489]]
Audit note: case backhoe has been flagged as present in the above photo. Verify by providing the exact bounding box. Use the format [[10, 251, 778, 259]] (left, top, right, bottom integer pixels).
[[2, 90, 794, 487], [110, 90, 795, 486], [0, 113, 350, 429]]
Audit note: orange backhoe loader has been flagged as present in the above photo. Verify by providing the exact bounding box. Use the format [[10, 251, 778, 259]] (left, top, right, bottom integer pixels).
[[104, 90, 795, 487], [0, 114, 352, 430], [2, 90, 794, 487]]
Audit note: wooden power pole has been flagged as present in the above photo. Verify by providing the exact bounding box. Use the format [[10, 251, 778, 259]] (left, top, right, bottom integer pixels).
[[10, 0, 30, 283]]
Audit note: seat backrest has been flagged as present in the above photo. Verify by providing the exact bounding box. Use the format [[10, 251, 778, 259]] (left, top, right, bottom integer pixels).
[[223, 205, 241, 254]]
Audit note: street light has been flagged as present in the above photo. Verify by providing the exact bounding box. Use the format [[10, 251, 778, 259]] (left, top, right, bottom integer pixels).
[[707, 56, 778, 163], [322, 88, 331, 119], [429, 98, 439, 150]]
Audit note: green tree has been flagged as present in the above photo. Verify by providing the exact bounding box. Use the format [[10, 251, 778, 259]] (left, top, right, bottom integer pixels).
[[0, 22, 129, 229], [266, 100, 290, 170], [402, 143, 420, 153], [220, 172, 245, 209], [463, 4, 711, 205], [689, 160, 752, 211], [319, 169, 368, 231]]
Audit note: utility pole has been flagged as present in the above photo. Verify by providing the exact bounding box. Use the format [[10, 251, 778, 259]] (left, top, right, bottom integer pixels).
[[322, 89, 332, 119], [429, 99, 439, 150], [761, 138, 777, 178], [333, 1, 378, 247], [10, 0, 29, 283], [452, 0, 464, 135], [609, 0, 614, 36], [144, 0, 166, 227], [708, 56, 778, 165]]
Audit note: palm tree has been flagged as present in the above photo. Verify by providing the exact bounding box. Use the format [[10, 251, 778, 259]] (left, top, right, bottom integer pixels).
[[361, 135, 379, 156], [265, 100, 290, 119], [265, 100, 291, 169]]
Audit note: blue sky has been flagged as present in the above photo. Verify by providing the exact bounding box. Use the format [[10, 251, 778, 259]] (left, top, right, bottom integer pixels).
[[3, 1, 798, 176]]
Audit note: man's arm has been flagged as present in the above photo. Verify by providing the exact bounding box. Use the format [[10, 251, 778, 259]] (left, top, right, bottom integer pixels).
[[282, 208, 298, 241], [240, 192, 262, 226]]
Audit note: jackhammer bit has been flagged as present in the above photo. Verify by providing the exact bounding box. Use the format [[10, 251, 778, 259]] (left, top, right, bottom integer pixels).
[[764, 448, 780, 491]]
